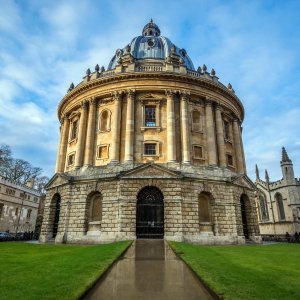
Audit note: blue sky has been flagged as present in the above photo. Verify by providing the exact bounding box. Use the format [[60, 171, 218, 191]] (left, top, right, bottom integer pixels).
[[0, 0, 299, 181]]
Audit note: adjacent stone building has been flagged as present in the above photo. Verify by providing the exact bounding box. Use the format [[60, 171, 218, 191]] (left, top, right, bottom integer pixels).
[[255, 147, 300, 237], [40, 20, 260, 245], [0, 176, 42, 234]]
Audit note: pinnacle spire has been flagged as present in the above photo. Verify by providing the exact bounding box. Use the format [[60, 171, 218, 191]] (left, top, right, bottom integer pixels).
[[281, 147, 291, 163], [255, 164, 260, 179], [265, 169, 270, 185]]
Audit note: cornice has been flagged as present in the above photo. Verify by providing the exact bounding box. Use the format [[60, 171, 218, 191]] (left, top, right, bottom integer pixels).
[[57, 72, 244, 120]]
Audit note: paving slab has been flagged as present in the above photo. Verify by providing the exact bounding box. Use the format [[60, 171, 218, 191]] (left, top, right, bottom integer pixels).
[[84, 239, 213, 300]]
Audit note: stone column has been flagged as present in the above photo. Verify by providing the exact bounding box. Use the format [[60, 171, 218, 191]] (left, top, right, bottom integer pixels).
[[55, 123, 63, 173], [233, 117, 244, 173], [166, 90, 176, 162], [180, 92, 190, 164], [74, 101, 88, 169], [215, 104, 226, 167], [124, 90, 135, 162], [239, 125, 247, 173], [110, 92, 122, 163], [57, 115, 70, 173], [84, 97, 97, 166], [205, 99, 217, 165]]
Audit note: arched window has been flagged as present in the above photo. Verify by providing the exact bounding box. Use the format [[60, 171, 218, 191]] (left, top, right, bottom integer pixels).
[[89, 194, 102, 222], [51, 194, 61, 238], [86, 192, 102, 233], [275, 193, 285, 221], [198, 193, 212, 223], [259, 194, 269, 221], [99, 110, 111, 132], [192, 110, 202, 132]]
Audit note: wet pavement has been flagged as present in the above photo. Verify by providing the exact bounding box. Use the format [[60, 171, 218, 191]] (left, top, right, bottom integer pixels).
[[84, 240, 213, 300]]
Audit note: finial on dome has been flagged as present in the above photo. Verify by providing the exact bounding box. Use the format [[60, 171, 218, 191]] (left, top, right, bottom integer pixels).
[[68, 83, 74, 92], [202, 64, 207, 72], [95, 64, 99, 72], [210, 68, 216, 76], [86, 68, 91, 76], [227, 83, 232, 90], [197, 66, 202, 73]]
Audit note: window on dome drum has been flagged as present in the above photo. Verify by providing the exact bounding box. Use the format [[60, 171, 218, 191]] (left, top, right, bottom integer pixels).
[[99, 110, 111, 132], [193, 145, 203, 159], [226, 154, 233, 167], [192, 110, 202, 132], [275, 193, 285, 221], [145, 106, 156, 127], [224, 120, 231, 140], [144, 143, 156, 155], [68, 153, 75, 166], [98, 145, 109, 159], [70, 120, 78, 140]]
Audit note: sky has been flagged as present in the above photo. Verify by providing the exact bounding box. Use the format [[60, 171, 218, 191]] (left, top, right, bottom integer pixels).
[[0, 0, 299, 181]]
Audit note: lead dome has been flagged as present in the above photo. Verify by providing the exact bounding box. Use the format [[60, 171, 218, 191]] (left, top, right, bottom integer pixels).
[[108, 20, 195, 70]]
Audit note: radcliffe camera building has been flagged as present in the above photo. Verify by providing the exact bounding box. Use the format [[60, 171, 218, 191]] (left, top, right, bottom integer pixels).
[[40, 20, 260, 244]]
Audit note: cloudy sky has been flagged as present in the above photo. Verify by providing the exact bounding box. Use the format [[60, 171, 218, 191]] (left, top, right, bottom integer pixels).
[[0, 0, 299, 181]]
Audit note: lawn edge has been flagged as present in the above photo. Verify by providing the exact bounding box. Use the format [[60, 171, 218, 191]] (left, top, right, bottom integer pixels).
[[78, 240, 133, 299], [168, 241, 223, 300]]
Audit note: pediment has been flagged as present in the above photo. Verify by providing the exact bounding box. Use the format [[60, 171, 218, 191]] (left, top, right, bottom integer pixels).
[[45, 173, 72, 189], [118, 163, 183, 179], [231, 175, 256, 190]]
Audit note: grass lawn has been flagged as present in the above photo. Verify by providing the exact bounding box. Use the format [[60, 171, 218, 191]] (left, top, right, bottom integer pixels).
[[170, 242, 300, 300], [0, 241, 131, 300]]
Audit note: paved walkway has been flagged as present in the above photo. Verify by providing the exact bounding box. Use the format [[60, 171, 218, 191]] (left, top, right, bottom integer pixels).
[[84, 240, 213, 300]]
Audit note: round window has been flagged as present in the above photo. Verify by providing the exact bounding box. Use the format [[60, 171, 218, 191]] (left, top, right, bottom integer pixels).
[[179, 48, 187, 57], [147, 38, 155, 48]]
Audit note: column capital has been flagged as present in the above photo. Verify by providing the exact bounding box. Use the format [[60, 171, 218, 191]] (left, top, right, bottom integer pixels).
[[127, 89, 136, 99], [89, 97, 98, 106], [60, 113, 70, 124], [204, 97, 213, 106], [215, 102, 223, 110], [81, 100, 88, 110], [112, 91, 123, 101], [179, 90, 190, 101], [231, 113, 241, 124], [165, 89, 176, 97]]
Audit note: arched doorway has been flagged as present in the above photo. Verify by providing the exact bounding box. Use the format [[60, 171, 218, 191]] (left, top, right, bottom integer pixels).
[[136, 186, 164, 239], [240, 194, 249, 239], [52, 194, 61, 238]]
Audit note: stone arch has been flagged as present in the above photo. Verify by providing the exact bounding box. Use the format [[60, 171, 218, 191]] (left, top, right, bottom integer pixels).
[[240, 194, 251, 239], [275, 192, 285, 221], [85, 191, 102, 233], [136, 186, 164, 239], [50, 193, 61, 238], [99, 109, 111, 132]]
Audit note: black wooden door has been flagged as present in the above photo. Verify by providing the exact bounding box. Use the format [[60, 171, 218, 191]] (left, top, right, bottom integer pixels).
[[52, 196, 61, 238], [136, 187, 164, 239]]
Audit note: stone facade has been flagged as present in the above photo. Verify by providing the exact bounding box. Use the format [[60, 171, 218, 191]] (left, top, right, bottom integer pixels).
[[40, 20, 260, 245], [0, 176, 41, 234], [255, 147, 300, 237]]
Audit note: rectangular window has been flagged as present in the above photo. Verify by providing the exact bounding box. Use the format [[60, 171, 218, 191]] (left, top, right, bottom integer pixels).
[[26, 209, 32, 219], [15, 207, 19, 216], [68, 154, 75, 166], [194, 146, 203, 159], [145, 106, 156, 127], [227, 154, 233, 166], [144, 143, 156, 155], [224, 121, 231, 140], [0, 203, 3, 217], [71, 120, 78, 140], [98, 146, 108, 159]]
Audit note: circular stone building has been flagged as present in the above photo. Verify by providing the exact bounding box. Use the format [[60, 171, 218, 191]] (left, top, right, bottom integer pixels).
[[40, 20, 260, 244]]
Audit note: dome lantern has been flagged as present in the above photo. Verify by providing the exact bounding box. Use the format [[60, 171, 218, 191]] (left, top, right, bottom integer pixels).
[[142, 19, 161, 36]]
